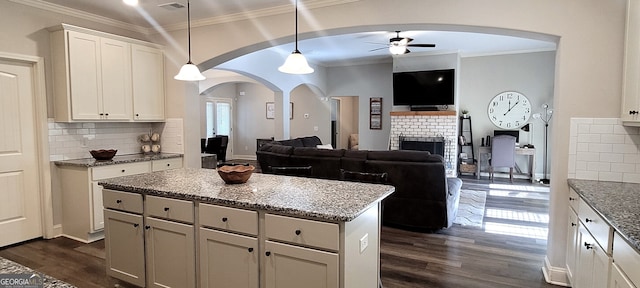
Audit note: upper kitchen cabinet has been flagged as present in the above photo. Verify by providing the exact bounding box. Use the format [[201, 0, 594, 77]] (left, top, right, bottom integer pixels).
[[50, 24, 165, 122], [132, 44, 165, 121], [622, 0, 640, 126]]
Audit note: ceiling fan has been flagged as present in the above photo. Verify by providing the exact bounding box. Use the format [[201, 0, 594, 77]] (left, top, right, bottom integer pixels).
[[370, 31, 436, 55]]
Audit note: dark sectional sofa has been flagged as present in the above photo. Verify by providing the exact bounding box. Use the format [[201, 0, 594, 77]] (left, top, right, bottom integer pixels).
[[256, 136, 463, 231]]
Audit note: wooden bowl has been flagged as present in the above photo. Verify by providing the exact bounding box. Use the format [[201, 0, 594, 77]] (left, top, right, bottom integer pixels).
[[90, 149, 117, 160], [217, 165, 255, 184]]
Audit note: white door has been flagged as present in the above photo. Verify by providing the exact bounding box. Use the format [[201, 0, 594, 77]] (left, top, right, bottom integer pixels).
[[205, 98, 233, 159], [0, 59, 43, 247]]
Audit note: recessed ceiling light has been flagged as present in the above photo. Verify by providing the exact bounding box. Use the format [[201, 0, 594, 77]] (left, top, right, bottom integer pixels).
[[123, 0, 138, 6]]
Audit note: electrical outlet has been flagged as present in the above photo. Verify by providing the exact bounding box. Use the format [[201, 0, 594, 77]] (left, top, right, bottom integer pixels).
[[359, 233, 368, 253], [314, 126, 319, 131]]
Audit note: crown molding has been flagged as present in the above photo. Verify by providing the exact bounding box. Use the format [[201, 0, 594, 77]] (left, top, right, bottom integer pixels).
[[9, 0, 149, 34]]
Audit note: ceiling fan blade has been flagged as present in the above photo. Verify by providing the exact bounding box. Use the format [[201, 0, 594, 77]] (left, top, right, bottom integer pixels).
[[407, 44, 436, 48], [369, 47, 389, 52]]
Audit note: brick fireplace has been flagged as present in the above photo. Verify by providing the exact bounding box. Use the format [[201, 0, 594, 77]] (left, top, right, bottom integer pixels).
[[390, 111, 458, 176]]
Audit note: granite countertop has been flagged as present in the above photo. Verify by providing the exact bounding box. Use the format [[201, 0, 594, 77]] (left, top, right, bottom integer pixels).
[[0, 257, 75, 287], [99, 168, 395, 222], [568, 179, 640, 252], [53, 153, 183, 167]]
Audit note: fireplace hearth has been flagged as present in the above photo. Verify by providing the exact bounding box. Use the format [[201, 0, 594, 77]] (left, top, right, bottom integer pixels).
[[399, 136, 445, 156]]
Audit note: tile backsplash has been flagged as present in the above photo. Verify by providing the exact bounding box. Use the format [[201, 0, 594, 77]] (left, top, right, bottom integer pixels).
[[48, 118, 184, 161], [569, 118, 640, 183]]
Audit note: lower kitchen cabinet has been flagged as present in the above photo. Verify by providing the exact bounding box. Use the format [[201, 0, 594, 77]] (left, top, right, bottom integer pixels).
[[566, 208, 579, 285], [145, 217, 195, 288], [104, 209, 145, 287], [264, 240, 339, 288], [610, 263, 635, 288], [575, 224, 611, 288], [199, 228, 258, 288]]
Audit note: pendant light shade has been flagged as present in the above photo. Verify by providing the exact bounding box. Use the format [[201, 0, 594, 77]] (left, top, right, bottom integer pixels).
[[174, 0, 205, 81], [278, 0, 314, 74]]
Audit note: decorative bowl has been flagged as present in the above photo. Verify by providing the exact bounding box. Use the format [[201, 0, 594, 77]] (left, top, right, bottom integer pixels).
[[90, 149, 117, 160], [217, 165, 255, 184]]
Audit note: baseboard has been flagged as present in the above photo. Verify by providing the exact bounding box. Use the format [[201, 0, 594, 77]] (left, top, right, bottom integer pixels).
[[231, 155, 257, 161], [542, 256, 570, 287], [46, 224, 63, 239]]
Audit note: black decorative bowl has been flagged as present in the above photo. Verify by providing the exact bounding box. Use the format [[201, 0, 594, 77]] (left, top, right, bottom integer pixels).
[[90, 149, 117, 160]]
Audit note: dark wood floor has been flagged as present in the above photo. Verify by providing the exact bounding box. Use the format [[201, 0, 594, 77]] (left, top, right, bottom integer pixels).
[[0, 176, 557, 288]]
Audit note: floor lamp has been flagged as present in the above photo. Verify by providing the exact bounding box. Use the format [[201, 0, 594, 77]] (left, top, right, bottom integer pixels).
[[533, 104, 553, 184]]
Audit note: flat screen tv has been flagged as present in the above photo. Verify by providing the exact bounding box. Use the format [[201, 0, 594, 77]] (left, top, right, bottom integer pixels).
[[393, 69, 455, 106]]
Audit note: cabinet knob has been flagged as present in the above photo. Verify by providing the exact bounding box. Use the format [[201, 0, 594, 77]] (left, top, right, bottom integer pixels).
[[222, 217, 228, 222], [265, 251, 271, 256], [585, 218, 593, 223], [167, 163, 171, 167], [105, 113, 109, 116], [145, 225, 151, 230], [133, 223, 139, 228], [571, 223, 577, 227], [164, 207, 170, 211], [569, 197, 576, 201], [295, 229, 301, 235], [99, 113, 104, 116], [247, 247, 254, 253], [136, 113, 139, 117], [121, 169, 126, 173], [584, 242, 594, 250], [116, 199, 122, 204]]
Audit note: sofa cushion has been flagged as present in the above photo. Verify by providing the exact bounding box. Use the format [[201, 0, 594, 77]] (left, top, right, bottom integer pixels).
[[340, 169, 388, 184], [276, 138, 304, 147], [260, 144, 294, 155], [301, 136, 323, 147], [342, 150, 368, 172], [367, 150, 436, 162], [293, 147, 345, 157]]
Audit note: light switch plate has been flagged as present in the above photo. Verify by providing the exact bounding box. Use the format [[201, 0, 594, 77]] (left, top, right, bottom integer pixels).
[[359, 233, 369, 253]]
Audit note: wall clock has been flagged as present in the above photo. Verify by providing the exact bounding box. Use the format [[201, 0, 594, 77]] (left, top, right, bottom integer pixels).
[[487, 91, 531, 129]]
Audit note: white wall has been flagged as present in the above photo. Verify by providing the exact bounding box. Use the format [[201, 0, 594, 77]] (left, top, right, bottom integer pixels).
[[290, 85, 332, 144], [235, 83, 276, 158]]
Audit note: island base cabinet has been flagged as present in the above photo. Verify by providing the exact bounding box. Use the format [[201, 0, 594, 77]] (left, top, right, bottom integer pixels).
[[145, 217, 195, 288], [576, 224, 611, 288], [610, 263, 636, 288], [264, 240, 338, 288], [199, 228, 259, 288], [104, 209, 145, 287]]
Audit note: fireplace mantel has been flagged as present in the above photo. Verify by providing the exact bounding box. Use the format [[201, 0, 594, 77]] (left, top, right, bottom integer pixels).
[[390, 111, 457, 116]]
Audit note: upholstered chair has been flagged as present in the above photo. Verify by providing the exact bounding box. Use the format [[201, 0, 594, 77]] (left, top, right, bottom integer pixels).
[[490, 135, 517, 182]]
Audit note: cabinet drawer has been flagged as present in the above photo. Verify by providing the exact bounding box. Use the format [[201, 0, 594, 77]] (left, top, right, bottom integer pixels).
[[199, 204, 258, 236], [92, 162, 150, 180], [265, 214, 339, 251], [579, 199, 613, 254], [568, 188, 580, 213], [152, 158, 183, 172], [613, 232, 640, 286], [103, 189, 143, 214], [146, 195, 194, 223]]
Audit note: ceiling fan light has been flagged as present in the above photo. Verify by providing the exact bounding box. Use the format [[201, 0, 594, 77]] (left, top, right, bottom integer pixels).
[[389, 45, 406, 55], [279, 50, 314, 74], [174, 62, 206, 81], [123, 0, 138, 6]]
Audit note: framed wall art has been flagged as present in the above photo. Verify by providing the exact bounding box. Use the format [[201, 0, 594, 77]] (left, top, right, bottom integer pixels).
[[370, 97, 382, 130]]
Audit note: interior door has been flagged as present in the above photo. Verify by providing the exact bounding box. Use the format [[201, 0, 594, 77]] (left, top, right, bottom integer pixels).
[[0, 59, 43, 247], [205, 98, 233, 159]]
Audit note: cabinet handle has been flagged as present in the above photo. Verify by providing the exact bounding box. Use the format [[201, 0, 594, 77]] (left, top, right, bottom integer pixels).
[[247, 247, 254, 253], [116, 199, 122, 204], [167, 163, 171, 167], [569, 197, 576, 201], [105, 113, 109, 116], [222, 217, 228, 222], [145, 225, 150, 230], [121, 169, 126, 173], [164, 207, 170, 211], [99, 113, 104, 116], [295, 229, 301, 235], [584, 242, 594, 250], [265, 251, 271, 256], [136, 113, 139, 117], [133, 223, 139, 228], [571, 223, 577, 227], [585, 218, 593, 223]]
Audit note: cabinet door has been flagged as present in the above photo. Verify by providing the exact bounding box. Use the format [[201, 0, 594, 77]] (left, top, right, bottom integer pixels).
[[610, 263, 636, 288], [576, 225, 611, 288], [132, 44, 165, 121], [91, 181, 104, 231], [566, 208, 579, 285], [67, 30, 102, 120], [100, 38, 131, 120], [145, 217, 195, 288], [264, 240, 338, 288], [104, 209, 145, 287], [199, 228, 258, 288]]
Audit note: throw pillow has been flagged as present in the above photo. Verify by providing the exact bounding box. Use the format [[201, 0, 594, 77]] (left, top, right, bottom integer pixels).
[[316, 144, 333, 150]]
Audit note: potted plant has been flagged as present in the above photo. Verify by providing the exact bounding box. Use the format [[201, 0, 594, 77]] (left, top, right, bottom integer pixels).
[[461, 109, 469, 118]]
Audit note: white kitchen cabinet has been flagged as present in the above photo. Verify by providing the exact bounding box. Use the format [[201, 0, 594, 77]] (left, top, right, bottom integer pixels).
[[104, 208, 145, 287], [50, 24, 164, 122], [612, 232, 640, 288], [57, 158, 181, 243], [566, 208, 579, 285], [576, 224, 611, 288], [145, 217, 195, 288], [264, 240, 339, 288], [199, 228, 259, 288], [132, 44, 165, 121], [610, 263, 636, 288], [622, 0, 640, 126]]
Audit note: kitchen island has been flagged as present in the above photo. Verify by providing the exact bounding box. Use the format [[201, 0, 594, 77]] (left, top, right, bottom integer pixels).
[[99, 168, 394, 288]]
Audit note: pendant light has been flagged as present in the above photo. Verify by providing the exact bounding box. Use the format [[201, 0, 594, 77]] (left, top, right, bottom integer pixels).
[[278, 0, 314, 74], [174, 0, 206, 81]]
